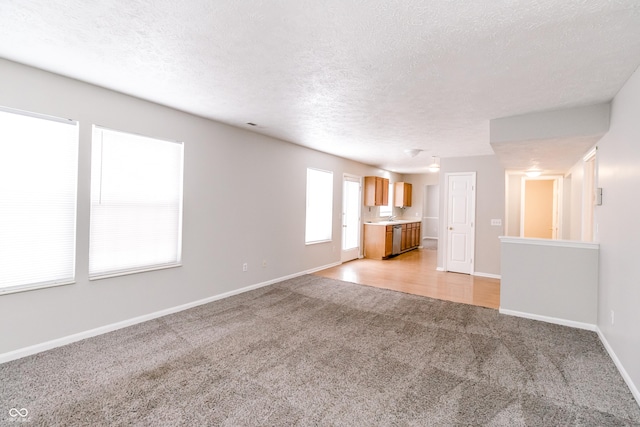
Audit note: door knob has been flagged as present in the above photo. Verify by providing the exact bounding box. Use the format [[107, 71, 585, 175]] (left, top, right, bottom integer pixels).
[[449, 227, 453, 230]]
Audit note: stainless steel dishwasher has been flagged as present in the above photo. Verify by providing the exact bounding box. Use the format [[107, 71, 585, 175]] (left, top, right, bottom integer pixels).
[[392, 224, 402, 255]]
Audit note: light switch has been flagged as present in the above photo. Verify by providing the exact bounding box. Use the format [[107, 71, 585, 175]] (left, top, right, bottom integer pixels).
[[491, 219, 502, 226]]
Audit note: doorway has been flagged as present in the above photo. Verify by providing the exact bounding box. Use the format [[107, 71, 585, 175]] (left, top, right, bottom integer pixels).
[[444, 172, 476, 274], [341, 174, 361, 262], [423, 184, 439, 250], [520, 176, 562, 239]]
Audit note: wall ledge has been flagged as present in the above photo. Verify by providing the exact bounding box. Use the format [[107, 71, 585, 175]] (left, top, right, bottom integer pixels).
[[499, 236, 599, 250]]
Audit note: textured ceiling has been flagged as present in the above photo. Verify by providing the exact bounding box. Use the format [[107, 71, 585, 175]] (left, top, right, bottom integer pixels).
[[1, 1, 640, 173]]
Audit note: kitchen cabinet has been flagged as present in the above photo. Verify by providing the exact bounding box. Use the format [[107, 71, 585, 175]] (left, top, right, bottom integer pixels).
[[363, 224, 394, 259], [400, 222, 421, 251], [364, 176, 389, 206], [401, 224, 407, 251], [394, 182, 412, 207], [385, 226, 393, 257], [363, 221, 421, 259]]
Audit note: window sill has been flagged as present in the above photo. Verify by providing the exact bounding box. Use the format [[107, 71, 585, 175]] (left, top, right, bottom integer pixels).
[[305, 239, 332, 246], [0, 280, 75, 296], [89, 263, 182, 281]]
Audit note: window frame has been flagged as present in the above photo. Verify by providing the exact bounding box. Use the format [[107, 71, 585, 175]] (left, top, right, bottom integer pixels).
[[305, 167, 334, 245], [88, 125, 184, 280], [0, 106, 79, 295]]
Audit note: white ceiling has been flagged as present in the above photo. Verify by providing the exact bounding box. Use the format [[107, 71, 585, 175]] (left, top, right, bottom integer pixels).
[[1, 0, 640, 173]]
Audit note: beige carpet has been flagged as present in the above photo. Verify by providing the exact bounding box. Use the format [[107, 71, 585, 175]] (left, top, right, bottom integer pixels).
[[1, 275, 639, 425]]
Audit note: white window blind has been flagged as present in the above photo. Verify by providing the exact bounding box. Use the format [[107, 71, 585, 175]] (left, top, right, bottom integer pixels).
[[0, 108, 78, 294], [305, 168, 333, 244], [89, 126, 184, 278]]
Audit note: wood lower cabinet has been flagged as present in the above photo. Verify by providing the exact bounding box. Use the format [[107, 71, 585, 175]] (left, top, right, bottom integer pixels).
[[364, 176, 389, 206], [364, 221, 421, 259], [385, 226, 393, 257], [363, 224, 394, 259]]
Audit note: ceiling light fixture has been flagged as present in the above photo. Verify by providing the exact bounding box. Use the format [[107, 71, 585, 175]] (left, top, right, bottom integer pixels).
[[428, 156, 440, 172], [404, 148, 422, 158], [525, 169, 542, 177]]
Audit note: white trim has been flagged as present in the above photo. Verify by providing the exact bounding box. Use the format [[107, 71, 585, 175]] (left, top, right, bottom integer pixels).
[[0, 279, 75, 296], [597, 327, 640, 407], [0, 262, 340, 365], [583, 146, 597, 162], [436, 267, 445, 272], [89, 263, 181, 281], [499, 236, 599, 250], [0, 104, 76, 124], [504, 171, 511, 236], [473, 272, 501, 279], [498, 308, 597, 331], [341, 173, 362, 263]]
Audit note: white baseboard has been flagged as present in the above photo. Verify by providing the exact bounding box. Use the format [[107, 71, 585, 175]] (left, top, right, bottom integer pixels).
[[0, 262, 340, 365], [436, 267, 445, 272], [498, 308, 597, 331], [473, 272, 501, 279], [596, 327, 640, 407]]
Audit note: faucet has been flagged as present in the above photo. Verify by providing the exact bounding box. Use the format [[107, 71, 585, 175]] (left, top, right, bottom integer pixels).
[[388, 215, 396, 221]]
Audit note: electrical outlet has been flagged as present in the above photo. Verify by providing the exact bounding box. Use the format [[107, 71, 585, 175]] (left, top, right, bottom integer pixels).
[[611, 310, 615, 325], [262, 260, 267, 268], [242, 263, 248, 272]]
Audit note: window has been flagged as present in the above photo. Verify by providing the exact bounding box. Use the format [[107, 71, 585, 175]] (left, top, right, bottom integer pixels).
[[379, 182, 393, 217], [305, 168, 333, 244], [89, 126, 184, 278], [0, 107, 78, 294]]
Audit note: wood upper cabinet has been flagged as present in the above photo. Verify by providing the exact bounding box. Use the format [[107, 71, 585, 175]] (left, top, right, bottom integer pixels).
[[364, 176, 389, 206], [394, 182, 412, 207]]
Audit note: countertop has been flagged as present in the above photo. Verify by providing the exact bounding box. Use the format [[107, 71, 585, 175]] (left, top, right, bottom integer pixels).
[[364, 219, 421, 226]]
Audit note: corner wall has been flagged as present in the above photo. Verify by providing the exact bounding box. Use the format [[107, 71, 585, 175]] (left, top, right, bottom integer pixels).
[[595, 63, 640, 403], [0, 59, 388, 355]]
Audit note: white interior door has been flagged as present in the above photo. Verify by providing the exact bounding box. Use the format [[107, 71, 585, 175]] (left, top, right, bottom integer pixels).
[[446, 173, 475, 274], [342, 175, 361, 262]]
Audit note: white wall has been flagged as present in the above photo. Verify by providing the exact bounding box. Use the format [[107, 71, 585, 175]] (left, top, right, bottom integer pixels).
[[596, 63, 640, 401], [500, 237, 598, 327], [399, 172, 439, 220], [438, 155, 505, 276], [505, 173, 522, 237], [0, 59, 391, 355]]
